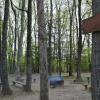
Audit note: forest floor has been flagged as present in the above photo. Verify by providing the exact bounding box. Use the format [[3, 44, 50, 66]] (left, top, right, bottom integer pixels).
[[0, 73, 91, 100]]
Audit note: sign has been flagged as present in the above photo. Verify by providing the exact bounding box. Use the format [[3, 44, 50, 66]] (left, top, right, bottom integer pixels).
[[82, 14, 100, 33]]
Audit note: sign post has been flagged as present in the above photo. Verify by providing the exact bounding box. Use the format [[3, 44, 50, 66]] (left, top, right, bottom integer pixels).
[[82, 12, 100, 100]]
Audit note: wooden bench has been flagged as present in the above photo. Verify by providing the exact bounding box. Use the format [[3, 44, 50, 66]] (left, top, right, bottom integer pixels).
[[13, 81, 26, 88]]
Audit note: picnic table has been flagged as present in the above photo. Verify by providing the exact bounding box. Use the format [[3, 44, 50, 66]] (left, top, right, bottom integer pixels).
[[12, 80, 26, 88]]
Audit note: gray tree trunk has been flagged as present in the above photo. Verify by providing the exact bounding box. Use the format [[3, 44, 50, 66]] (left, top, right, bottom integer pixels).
[[0, 6, 2, 82], [91, 0, 100, 99], [33, 0, 39, 73], [8, 17, 14, 73], [11, 1, 16, 74], [56, 7, 62, 76], [48, 0, 53, 75], [11, 0, 20, 79], [37, 0, 49, 100], [25, 0, 32, 92], [67, 0, 75, 76], [87, 34, 91, 72], [0, 0, 12, 95], [17, 0, 25, 79], [76, 0, 82, 81]]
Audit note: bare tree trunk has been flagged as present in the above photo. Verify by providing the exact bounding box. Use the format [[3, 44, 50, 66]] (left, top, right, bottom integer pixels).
[[25, 0, 32, 92], [87, 34, 91, 72], [11, 0, 20, 79], [0, 6, 2, 82], [91, 0, 100, 99], [11, 2, 17, 74], [8, 19, 13, 73], [76, 0, 82, 81], [57, 6, 62, 76], [53, 34, 56, 59], [69, 12, 73, 76], [33, 0, 37, 73], [8, 18, 14, 73], [48, 0, 53, 75], [67, 0, 75, 76], [0, 0, 12, 95], [17, 0, 25, 79], [37, 0, 49, 100], [17, 0, 25, 76], [33, 0, 39, 73]]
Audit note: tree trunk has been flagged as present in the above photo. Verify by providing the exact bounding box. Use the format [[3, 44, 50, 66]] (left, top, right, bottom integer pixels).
[[67, 0, 75, 76], [91, 0, 100, 99], [0, 0, 12, 95], [76, 0, 82, 81], [57, 7, 62, 76], [87, 34, 91, 72], [33, 0, 39, 73], [48, 0, 53, 75], [11, 0, 20, 78], [8, 18, 14, 73], [11, 2, 17, 74], [17, 0, 25, 79], [69, 11, 73, 77], [25, 0, 32, 92], [37, 0, 49, 100], [0, 6, 2, 82]]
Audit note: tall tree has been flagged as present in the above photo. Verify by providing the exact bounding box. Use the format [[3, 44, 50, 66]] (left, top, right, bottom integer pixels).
[[11, 0, 22, 79], [48, 0, 53, 75], [67, 0, 75, 76], [0, 6, 2, 82], [56, 6, 62, 75], [11, 0, 18, 79], [25, 0, 32, 92], [76, 0, 82, 81], [8, 19, 14, 73], [91, 0, 100, 99], [0, 0, 12, 95], [37, 0, 49, 100], [87, 34, 91, 72], [17, 0, 25, 79], [33, 0, 39, 73]]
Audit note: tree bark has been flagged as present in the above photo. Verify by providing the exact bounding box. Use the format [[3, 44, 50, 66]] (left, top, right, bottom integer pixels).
[[48, 0, 53, 75], [76, 0, 82, 81], [17, 0, 25, 78], [67, 0, 75, 76], [0, 6, 2, 82], [57, 6, 62, 76], [87, 34, 91, 72], [91, 0, 100, 99], [25, 0, 32, 92], [37, 0, 49, 100], [33, 0, 39, 73], [11, 0, 20, 78], [0, 0, 12, 95]]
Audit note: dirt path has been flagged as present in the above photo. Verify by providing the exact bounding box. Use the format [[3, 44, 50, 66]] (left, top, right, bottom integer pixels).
[[0, 74, 91, 100]]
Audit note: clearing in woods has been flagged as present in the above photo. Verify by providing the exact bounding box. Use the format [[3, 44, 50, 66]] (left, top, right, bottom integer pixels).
[[0, 73, 91, 100]]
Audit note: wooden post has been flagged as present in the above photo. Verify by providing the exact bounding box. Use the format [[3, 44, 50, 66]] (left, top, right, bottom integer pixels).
[[91, 0, 100, 100], [82, 1, 100, 99]]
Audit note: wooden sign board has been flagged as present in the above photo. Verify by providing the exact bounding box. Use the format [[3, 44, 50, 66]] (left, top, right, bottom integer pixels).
[[82, 14, 100, 33]]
